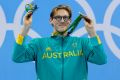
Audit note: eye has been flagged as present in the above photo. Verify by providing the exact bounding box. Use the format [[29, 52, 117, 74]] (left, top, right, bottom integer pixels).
[[63, 16, 70, 21], [63, 16, 69, 19], [53, 16, 70, 22], [56, 16, 62, 19], [53, 16, 62, 20]]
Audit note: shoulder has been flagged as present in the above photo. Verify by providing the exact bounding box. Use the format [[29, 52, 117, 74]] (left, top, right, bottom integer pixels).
[[69, 36, 89, 41], [30, 37, 51, 43]]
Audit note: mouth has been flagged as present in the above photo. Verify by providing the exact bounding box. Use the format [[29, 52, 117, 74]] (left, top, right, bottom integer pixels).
[[58, 24, 67, 27], [59, 25, 65, 27]]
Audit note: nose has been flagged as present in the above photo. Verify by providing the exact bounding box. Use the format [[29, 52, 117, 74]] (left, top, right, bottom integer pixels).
[[60, 18, 64, 22]]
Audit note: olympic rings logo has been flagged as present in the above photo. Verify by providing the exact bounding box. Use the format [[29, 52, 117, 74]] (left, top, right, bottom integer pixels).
[[0, 0, 120, 59]]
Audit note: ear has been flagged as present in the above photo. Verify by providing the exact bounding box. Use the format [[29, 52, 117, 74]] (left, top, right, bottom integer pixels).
[[49, 17, 53, 24], [68, 19, 71, 24]]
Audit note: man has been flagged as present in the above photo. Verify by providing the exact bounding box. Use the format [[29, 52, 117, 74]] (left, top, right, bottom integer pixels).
[[13, 4, 107, 80]]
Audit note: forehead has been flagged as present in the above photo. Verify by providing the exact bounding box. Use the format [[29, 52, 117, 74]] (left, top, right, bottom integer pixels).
[[54, 9, 69, 16]]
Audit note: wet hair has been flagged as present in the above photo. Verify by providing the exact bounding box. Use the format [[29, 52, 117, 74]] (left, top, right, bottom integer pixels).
[[50, 4, 72, 19]]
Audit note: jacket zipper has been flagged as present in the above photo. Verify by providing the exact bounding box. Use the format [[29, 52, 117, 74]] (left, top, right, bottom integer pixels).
[[61, 37, 64, 80]]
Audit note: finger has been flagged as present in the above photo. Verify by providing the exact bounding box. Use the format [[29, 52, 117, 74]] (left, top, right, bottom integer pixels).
[[25, 12, 33, 20], [84, 20, 89, 27], [26, 13, 33, 20], [81, 15, 91, 24]]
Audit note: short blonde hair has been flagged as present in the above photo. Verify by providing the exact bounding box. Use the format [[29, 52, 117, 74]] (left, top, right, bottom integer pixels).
[[50, 5, 72, 19]]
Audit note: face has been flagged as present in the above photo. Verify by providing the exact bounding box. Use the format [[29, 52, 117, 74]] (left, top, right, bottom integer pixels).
[[50, 9, 71, 33]]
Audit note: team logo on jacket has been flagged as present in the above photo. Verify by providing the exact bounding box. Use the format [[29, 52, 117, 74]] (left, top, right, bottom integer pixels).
[[46, 47, 52, 51], [42, 50, 83, 59]]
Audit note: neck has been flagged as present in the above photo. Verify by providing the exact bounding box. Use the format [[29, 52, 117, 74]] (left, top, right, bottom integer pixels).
[[52, 31, 68, 37]]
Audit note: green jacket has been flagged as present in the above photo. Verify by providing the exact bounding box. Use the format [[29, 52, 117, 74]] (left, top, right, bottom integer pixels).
[[13, 35, 107, 80]]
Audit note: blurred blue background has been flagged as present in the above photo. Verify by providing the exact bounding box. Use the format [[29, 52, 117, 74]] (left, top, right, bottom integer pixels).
[[0, 0, 120, 80]]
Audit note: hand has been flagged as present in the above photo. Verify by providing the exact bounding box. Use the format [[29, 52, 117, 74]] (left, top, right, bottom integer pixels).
[[23, 12, 33, 27], [83, 16, 97, 37], [20, 12, 33, 36]]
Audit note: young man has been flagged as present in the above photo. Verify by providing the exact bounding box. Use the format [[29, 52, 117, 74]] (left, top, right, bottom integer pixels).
[[13, 5, 107, 80]]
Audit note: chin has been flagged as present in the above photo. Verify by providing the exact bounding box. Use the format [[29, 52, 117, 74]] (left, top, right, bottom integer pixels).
[[58, 29, 67, 32]]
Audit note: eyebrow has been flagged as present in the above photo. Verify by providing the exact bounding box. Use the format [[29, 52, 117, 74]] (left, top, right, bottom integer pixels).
[[54, 15, 69, 16]]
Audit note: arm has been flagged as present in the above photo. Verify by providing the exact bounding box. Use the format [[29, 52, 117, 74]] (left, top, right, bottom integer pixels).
[[82, 36, 107, 65], [82, 16, 107, 65], [12, 35, 39, 63], [12, 12, 38, 63]]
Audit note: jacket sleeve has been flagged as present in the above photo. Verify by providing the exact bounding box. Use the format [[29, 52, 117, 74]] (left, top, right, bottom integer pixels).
[[82, 36, 107, 65], [12, 37, 39, 63]]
